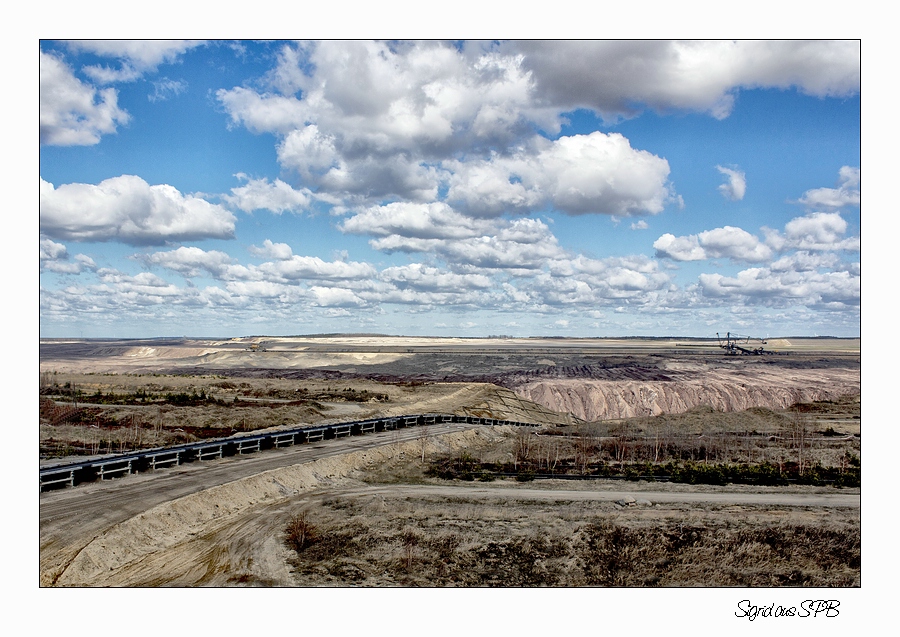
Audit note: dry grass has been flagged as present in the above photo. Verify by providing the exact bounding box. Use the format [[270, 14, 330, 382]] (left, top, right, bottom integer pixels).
[[38, 373, 433, 456], [513, 399, 860, 478], [284, 495, 859, 587], [279, 405, 860, 588]]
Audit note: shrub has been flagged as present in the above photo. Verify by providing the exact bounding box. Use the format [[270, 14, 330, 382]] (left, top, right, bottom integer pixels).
[[516, 469, 535, 482], [285, 512, 319, 553]]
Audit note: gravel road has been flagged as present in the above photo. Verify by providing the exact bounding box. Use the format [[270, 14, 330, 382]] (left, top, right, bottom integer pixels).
[[335, 483, 860, 508]]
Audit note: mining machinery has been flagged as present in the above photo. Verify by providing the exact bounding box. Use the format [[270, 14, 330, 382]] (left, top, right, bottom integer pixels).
[[717, 332, 769, 355]]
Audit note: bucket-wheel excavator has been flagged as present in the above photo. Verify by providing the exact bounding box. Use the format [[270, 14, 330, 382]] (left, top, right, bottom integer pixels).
[[717, 332, 769, 355]]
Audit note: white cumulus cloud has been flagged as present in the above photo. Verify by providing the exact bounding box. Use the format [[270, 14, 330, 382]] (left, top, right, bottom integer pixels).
[[798, 166, 860, 209], [784, 212, 858, 251], [67, 40, 205, 83], [380, 264, 493, 293], [503, 40, 860, 121], [309, 286, 365, 307], [655, 226, 772, 263], [340, 202, 495, 239], [697, 226, 772, 261], [448, 132, 673, 217], [40, 175, 236, 245], [716, 165, 746, 201], [698, 267, 859, 308], [40, 238, 96, 274], [653, 234, 705, 261], [256, 255, 377, 283], [248, 240, 294, 260], [140, 246, 237, 278], [40, 51, 130, 146], [369, 217, 568, 272], [40, 237, 68, 261], [225, 175, 312, 214]]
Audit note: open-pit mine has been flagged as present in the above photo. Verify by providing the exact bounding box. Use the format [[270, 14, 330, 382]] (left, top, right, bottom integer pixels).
[[39, 335, 860, 587]]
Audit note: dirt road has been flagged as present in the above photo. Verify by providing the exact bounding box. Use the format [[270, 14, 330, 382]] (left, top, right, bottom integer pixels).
[[321, 483, 860, 508], [42, 418, 859, 586], [39, 422, 474, 585], [49, 476, 859, 587]]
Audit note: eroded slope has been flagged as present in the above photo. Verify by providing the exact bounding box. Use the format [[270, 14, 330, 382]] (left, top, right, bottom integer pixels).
[[513, 363, 859, 421]]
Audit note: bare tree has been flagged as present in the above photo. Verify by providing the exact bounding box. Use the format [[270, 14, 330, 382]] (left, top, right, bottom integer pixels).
[[574, 425, 594, 474], [418, 424, 431, 463], [653, 416, 664, 463], [402, 528, 418, 571], [539, 436, 561, 473], [391, 428, 401, 457], [40, 370, 55, 392], [514, 429, 533, 469], [790, 409, 809, 474], [611, 421, 628, 469]]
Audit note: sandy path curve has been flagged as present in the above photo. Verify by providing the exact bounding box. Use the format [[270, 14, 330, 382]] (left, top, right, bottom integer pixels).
[[40, 422, 485, 586]]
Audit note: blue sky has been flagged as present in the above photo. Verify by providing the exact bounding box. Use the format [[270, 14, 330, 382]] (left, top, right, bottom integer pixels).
[[39, 40, 860, 338]]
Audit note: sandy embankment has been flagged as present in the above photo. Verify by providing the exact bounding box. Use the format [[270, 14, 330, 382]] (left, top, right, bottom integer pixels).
[[40, 342, 414, 374], [514, 368, 860, 421], [53, 426, 513, 587]]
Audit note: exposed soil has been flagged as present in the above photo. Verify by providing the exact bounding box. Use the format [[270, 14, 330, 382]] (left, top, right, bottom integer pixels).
[[48, 427, 859, 587], [39, 336, 861, 587], [39, 375, 578, 457], [40, 336, 860, 441], [513, 362, 858, 421], [48, 427, 514, 586]]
